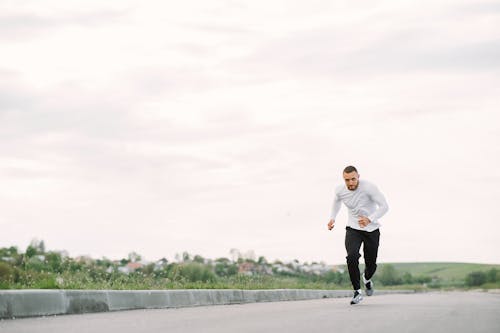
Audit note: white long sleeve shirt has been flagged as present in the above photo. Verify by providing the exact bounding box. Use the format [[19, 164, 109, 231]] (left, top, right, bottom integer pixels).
[[330, 180, 389, 232]]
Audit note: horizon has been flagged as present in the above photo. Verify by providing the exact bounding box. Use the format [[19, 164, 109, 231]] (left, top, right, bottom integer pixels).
[[4, 239, 499, 266]]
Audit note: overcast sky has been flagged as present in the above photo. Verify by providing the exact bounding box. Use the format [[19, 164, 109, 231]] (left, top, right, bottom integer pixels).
[[1, 0, 499, 265]]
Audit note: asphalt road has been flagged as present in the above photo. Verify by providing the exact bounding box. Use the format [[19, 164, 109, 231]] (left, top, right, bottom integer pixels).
[[1, 292, 499, 333]]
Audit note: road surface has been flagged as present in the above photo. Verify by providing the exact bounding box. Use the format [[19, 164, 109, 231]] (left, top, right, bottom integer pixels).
[[1, 292, 499, 333]]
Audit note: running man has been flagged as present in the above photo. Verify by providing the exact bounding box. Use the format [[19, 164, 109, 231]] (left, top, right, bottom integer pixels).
[[327, 166, 389, 305]]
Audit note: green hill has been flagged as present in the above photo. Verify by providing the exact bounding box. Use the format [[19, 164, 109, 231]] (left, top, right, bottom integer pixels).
[[385, 262, 500, 281], [339, 262, 500, 283]]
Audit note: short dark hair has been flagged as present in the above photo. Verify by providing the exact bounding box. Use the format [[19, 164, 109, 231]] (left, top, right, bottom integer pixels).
[[343, 165, 358, 174]]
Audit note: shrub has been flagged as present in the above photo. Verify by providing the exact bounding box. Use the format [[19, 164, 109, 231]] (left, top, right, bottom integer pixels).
[[178, 263, 216, 283], [414, 275, 432, 284], [323, 271, 347, 284], [379, 264, 402, 285], [0, 262, 14, 281], [45, 252, 63, 273], [33, 275, 58, 289], [402, 272, 413, 284], [486, 268, 498, 283], [214, 262, 238, 277], [465, 271, 487, 287]]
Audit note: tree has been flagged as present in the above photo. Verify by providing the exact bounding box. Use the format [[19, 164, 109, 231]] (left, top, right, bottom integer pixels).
[[128, 252, 142, 262], [214, 259, 238, 277], [0, 246, 18, 258], [45, 252, 63, 273], [229, 249, 240, 262], [193, 255, 205, 264], [182, 252, 191, 262], [25, 245, 37, 258], [29, 239, 45, 254]]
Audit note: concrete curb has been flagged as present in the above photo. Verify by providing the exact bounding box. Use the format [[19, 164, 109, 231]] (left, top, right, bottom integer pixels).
[[0, 289, 416, 319]]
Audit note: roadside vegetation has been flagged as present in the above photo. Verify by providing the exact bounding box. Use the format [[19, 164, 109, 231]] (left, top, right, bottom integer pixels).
[[0, 240, 499, 290]]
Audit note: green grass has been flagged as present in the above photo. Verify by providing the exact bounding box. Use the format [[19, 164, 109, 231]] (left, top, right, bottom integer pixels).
[[2, 262, 499, 291]]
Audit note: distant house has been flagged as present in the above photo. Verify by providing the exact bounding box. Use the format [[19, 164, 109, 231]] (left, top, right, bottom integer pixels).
[[301, 263, 339, 275], [238, 262, 273, 276], [272, 263, 294, 274], [75, 256, 93, 264], [117, 262, 145, 274], [117, 266, 129, 274], [127, 262, 144, 271], [238, 262, 256, 276]]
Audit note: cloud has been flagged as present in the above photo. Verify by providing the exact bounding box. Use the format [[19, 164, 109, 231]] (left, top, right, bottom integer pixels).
[[0, 71, 38, 114], [1, 0, 500, 263], [456, 0, 500, 14], [0, 8, 129, 41], [222, 1, 500, 81]]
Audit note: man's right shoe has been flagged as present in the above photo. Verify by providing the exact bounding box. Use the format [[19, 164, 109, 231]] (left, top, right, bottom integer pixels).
[[350, 290, 363, 305], [363, 274, 374, 296]]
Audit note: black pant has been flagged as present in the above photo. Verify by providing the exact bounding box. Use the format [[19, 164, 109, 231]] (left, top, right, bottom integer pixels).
[[345, 227, 380, 290]]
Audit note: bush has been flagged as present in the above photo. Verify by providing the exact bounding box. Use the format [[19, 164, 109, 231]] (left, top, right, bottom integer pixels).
[[323, 271, 347, 284], [33, 275, 58, 289], [45, 252, 63, 273], [379, 264, 402, 285], [214, 262, 238, 277], [25, 257, 46, 272], [178, 263, 216, 283], [0, 262, 14, 283], [465, 271, 487, 287], [402, 272, 413, 284], [414, 275, 432, 284], [486, 268, 498, 283]]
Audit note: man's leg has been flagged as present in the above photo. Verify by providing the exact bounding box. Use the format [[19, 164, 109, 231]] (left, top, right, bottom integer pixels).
[[363, 229, 380, 280], [345, 227, 363, 290]]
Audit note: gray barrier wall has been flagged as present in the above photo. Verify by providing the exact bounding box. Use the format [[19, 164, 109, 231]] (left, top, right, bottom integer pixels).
[[0, 289, 415, 319]]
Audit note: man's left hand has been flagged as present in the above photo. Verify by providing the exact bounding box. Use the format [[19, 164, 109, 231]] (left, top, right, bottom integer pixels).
[[358, 216, 371, 228]]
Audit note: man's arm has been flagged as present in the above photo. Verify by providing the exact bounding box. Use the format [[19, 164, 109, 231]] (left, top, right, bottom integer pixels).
[[328, 192, 342, 230], [331, 193, 342, 220], [367, 184, 389, 222]]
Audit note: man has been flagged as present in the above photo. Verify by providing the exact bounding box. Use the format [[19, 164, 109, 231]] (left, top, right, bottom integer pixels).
[[328, 166, 389, 305]]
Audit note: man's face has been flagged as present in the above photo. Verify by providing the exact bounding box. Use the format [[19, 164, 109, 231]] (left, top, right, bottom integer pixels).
[[343, 171, 359, 191]]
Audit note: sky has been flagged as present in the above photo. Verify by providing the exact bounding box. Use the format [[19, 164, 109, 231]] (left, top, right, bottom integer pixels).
[[1, 0, 499, 265]]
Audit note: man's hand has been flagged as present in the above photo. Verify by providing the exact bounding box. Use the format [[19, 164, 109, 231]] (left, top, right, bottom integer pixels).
[[358, 215, 371, 228], [327, 219, 335, 231]]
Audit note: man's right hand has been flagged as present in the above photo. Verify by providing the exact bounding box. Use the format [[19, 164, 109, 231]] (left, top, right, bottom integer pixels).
[[327, 219, 335, 231]]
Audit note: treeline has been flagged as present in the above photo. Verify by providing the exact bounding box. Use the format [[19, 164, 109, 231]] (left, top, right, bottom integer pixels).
[[0, 240, 350, 290], [465, 269, 499, 287], [0, 240, 497, 290]]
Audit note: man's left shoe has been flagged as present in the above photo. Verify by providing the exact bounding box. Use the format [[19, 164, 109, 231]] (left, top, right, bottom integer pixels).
[[363, 274, 374, 296]]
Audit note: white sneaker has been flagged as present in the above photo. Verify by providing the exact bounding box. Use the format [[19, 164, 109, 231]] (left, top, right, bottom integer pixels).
[[363, 274, 374, 296], [350, 290, 363, 305]]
